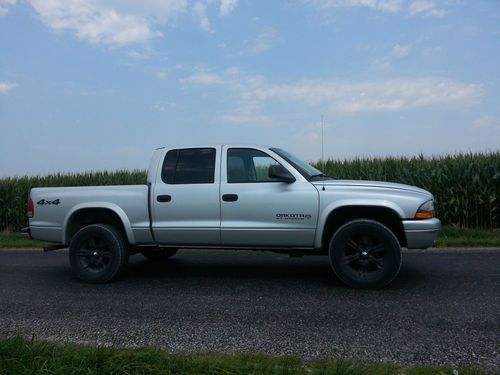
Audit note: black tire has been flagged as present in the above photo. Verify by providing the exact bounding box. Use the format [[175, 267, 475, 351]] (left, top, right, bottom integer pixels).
[[141, 248, 178, 261], [329, 219, 402, 289], [69, 224, 129, 283]]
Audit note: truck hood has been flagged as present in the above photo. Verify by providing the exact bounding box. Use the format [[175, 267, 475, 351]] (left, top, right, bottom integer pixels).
[[312, 179, 432, 198]]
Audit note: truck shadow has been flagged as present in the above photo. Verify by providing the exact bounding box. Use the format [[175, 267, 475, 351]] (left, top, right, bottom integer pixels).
[[127, 254, 337, 284], [123, 250, 428, 290]]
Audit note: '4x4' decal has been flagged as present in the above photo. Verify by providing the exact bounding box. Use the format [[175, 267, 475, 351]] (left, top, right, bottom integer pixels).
[[37, 199, 60, 205]]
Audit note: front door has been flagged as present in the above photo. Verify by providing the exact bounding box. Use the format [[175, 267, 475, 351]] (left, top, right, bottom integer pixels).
[[220, 146, 319, 247]]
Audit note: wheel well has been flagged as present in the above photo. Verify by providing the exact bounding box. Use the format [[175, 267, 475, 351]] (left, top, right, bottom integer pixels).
[[321, 206, 407, 251], [66, 208, 127, 245]]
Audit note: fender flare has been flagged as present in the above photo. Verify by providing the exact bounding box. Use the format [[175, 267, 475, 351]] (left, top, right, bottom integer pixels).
[[62, 202, 135, 245], [314, 199, 405, 248]]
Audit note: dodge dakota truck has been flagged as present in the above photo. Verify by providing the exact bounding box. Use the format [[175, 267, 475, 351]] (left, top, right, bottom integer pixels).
[[22, 145, 441, 288]]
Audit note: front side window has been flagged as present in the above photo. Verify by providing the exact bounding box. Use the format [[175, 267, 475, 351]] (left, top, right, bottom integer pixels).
[[227, 148, 283, 183], [162, 148, 216, 184]]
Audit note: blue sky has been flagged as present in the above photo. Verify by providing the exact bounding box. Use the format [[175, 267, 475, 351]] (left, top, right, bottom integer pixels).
[[1, 0, 499, 176]]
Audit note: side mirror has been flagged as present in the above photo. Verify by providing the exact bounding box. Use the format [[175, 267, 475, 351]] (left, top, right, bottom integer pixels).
[[268, 164, 296, 183]]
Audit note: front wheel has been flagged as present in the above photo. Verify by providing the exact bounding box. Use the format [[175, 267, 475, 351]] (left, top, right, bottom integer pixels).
[[329, 219, 402, 289], [69, 224, 129, 283]]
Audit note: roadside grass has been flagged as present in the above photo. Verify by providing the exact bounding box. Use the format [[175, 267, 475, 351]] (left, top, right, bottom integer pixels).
[[0, 226, 498, 249], [0, 231, 47, 249], [0, 336, 488, 375], [435, 226, 500, 248]]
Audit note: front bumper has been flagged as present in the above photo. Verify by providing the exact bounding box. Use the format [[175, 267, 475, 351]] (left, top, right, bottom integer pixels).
[[403, 218, 441, 249], [21, 227, 32, 240]]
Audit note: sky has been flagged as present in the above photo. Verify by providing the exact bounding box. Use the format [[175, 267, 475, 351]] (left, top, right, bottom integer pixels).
[[1, 0, 499, 177]]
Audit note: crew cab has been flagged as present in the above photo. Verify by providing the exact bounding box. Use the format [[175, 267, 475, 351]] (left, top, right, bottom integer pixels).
[[23, 145, 441, 288]]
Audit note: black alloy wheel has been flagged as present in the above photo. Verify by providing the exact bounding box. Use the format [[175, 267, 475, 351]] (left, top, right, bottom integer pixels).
[[69, 224, 129, 283], [329, 219, 402, 289]]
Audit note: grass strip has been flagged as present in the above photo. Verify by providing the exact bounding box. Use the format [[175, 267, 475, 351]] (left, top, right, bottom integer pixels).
[[0, 231, 47, 249], [435, 227, 500, 248], [0, 226, 498, 249], [0, 336, 488, 375]]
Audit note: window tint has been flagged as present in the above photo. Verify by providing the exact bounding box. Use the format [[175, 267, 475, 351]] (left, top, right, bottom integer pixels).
[[162, 148, 216, 184], [227, 148, 283, 183], [270, 147, 322, 180], [162, 149, 178, 183]]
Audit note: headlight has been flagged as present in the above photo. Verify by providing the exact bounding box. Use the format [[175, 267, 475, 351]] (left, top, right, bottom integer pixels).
[[415, 200, 434, 219]]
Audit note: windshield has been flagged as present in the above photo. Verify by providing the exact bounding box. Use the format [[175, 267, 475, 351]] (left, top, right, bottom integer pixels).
[[270, 147, 323, 180]]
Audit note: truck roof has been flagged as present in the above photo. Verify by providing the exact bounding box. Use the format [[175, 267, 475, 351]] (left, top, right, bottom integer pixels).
[[155, 143, 272, 150]]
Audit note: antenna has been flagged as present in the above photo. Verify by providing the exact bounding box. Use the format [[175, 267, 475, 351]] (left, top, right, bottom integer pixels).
[[321, 115, 325, 191], [321, 115, 324, 164]]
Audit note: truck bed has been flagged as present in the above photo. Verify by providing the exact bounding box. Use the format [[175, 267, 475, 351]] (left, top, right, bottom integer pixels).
[[29, 185, 151, 244]]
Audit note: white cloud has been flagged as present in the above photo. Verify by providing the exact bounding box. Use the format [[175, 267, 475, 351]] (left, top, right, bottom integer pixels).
[[257, 78, 483, 113], [307, 0, 448, 17], [27, 0, 239, 46], [155, 71, 167, 80], [370, 43, 412, 72], [27, 0, 173, 47], [408, 0, 446, 17], [222, 102, 275, 126], [225, 66, 241, 75], [26, 0, 238, 44], [182, 72, 225, 85], [192, 1, 211, 31], [152, 100, 179, 111], [102, 0, 187, 21], [0, 81, 17, 94], [391, 44, 411, 58], [127, 50, 151, 60], [219, 0, 238, 16], [192, 0, 238, 31], [0, 0, 16, 16], [251, 27, 282, 55], [182, 69, 483, 115], [307, 0, 403, 13], [472, 115, 500, 130]]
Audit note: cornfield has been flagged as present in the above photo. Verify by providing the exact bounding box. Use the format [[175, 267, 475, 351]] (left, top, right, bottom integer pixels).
[[0, 152, 498, 232], [315, 152, 499, 229], [0, 170, 147, 232]]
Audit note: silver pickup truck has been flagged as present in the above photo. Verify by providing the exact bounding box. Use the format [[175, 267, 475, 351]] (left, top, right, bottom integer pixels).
[[23, 144, 440, 288]]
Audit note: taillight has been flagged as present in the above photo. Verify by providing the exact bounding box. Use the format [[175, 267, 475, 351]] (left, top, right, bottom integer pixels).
[[27, 198, 34, 218]]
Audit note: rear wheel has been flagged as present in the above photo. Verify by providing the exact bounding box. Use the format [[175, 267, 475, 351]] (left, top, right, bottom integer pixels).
[[69, 224, 129, 283], [141, 248, 178, 261], [329, 219, 402, 289]]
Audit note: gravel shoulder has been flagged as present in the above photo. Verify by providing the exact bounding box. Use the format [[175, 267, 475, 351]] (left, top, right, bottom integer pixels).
[[0, 249, 498, 371]]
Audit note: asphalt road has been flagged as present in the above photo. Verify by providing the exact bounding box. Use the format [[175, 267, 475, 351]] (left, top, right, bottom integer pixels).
[[0, 248, 499, 371]]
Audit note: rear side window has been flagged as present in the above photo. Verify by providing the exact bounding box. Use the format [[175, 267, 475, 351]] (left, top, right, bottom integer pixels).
[[161, 148, 216, 184]]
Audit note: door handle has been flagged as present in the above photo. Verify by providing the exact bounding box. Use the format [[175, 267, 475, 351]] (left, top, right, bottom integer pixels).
[[222, 194, 238, 202], [157, 195, 172, 202]]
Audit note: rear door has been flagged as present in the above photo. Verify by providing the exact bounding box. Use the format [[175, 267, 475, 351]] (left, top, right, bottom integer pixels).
[[152, 146, 221, 245]]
